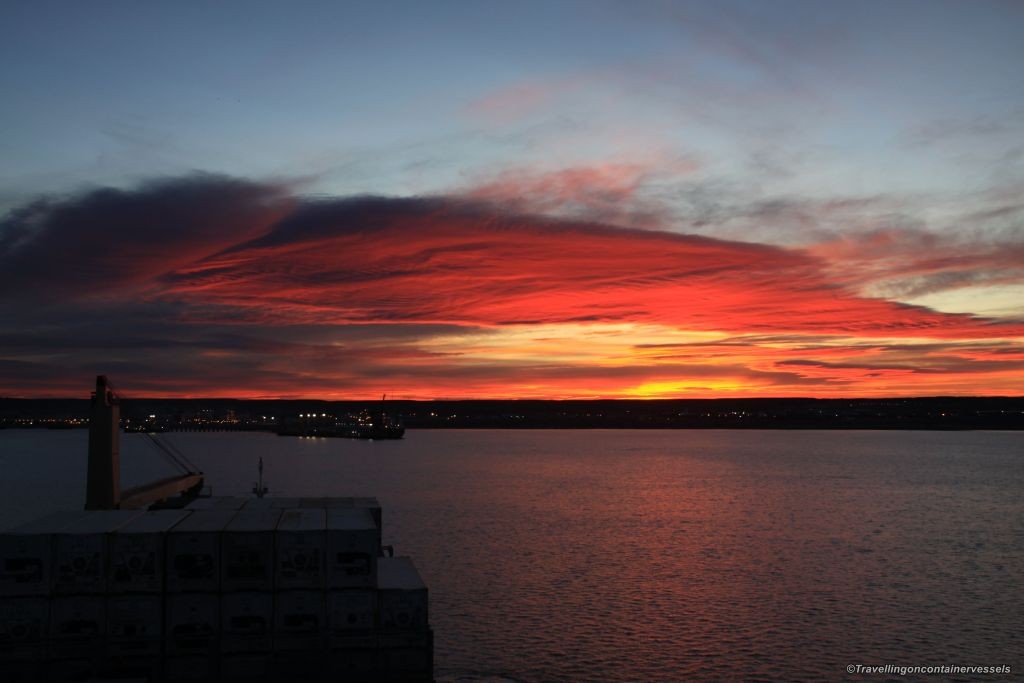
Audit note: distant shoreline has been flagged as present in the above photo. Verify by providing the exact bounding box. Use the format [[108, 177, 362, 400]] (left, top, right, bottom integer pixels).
[[2, 397, 1022, 431]]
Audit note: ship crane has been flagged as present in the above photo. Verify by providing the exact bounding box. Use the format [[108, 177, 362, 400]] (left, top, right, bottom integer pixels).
[[252, 456, 269, 498], [85, 375, 204, 510]]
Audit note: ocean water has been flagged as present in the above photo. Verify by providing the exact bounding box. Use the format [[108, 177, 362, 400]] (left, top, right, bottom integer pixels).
[[1, 428, 1021, 681]]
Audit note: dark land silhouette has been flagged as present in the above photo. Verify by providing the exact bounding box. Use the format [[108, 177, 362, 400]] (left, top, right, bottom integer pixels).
[[2, 396, 1022, 431]]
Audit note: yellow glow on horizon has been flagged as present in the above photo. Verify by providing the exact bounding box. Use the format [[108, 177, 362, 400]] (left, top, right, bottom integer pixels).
[[404, 322, 1024, 398], [421, 323, 729, 364], [624, 379, 750, 398]]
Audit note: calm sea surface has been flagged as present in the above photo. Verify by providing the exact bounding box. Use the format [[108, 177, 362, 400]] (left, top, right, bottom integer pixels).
[[1, 429, 1021, 681]]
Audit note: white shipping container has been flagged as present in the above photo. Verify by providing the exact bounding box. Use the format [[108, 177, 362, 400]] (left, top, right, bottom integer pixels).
[[95, 655, 161, 681], [377, 556, 428, 630], [106, 594, 162, 656], [221, 653, 271, 682], [165, 594, 219, 656], [271, 651, 325, 681], [53, 510, 144, 594], [46, 657, 100, 683], [273, 591, 324, 652], [214, 497, 249, 507], [221, 592, 273, 654], [49, 595, 104, 640], [0, 510, 85, 597], [326, 508, 378, 589], [326, 589, 377, 635], [53, 534, 103, 595], [186, 497, 248, 511], [380, 644, 432, 675], [352, 497, 382, 534], [163, 654, 217, 682], [327, 631, 377, 651], [327, 648, 379, 679], [324, 497, 382, 546], [0, 597, 48, 646], [275, 509, 325, 590], [327, 589, 377, 651], [106, 636, 162, 660], [49, 595, 104, 659], [222, 509, 280, 592], [0, 649, 43, 683], [109, 509, 190, 593], [166, 509, 237, 593]]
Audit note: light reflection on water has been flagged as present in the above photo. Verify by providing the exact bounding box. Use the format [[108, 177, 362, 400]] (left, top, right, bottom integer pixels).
[[1, 429, 1021, 681]]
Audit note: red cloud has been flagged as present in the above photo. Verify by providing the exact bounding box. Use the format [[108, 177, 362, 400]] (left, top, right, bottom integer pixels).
[[162, 199, 1023, 341], [2, 184, 1022, 398]]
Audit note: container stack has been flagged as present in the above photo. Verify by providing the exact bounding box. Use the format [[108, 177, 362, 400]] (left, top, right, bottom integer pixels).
[[272, 507, 326, 680], [165, 507, 237, 681], [1, 511, 89, 683], [220, 505, 279, 681], [378, 556, 432, 680], [107, 509, 192, 680], [325, 504, 379, 681], [0, 497, 432, 683], [0, 509, 149, 682]]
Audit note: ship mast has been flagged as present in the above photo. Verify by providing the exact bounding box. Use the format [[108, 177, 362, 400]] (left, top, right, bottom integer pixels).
[[252, 456, 269, 498], [85, 375, 204, 509], [85, 375, 121, 509]]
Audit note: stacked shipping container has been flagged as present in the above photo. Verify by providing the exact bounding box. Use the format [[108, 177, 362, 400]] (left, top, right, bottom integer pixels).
[[0, 497, 431, 682]]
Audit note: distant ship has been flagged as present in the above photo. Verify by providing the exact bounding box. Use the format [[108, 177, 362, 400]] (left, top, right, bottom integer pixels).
[[277, 395, 405, 439], [352, 420, 405, 440], [353, 395, 405, 439]]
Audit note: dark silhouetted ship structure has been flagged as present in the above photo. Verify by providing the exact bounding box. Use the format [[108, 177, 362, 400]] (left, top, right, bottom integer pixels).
[[353, 395, 405, 440], [0, 377, 431, 682]]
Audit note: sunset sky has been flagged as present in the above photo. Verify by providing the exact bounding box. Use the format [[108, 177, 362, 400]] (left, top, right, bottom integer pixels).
[[1, 0, 1022, 398]]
